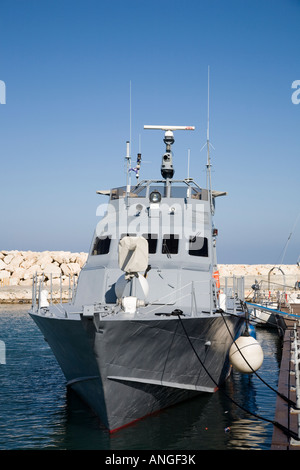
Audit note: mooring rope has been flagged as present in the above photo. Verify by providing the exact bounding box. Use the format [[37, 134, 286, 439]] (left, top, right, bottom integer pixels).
[[176, 313, 299, 441], [220, 303, 297, 409]]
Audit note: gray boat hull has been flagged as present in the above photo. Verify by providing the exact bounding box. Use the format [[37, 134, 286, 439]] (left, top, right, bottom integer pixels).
[[30, 311, 245, 431]]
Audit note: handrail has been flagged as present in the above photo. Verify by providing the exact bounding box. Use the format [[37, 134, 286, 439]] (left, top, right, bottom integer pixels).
[[31, 272, 78, 311], [32, 271, 244, 318]]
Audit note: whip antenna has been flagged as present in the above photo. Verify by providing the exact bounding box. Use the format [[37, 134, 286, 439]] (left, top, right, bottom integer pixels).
[[206, 66, 214, 214]]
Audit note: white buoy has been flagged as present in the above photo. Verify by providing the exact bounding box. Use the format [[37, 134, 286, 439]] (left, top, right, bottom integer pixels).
[[229, 334, 264, 374]]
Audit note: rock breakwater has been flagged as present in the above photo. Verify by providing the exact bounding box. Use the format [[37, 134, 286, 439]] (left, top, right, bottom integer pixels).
[[219, 264, 300, 278], [0, 250, 299, 303], [0, 250, 88, 303], [0, 250, 88, 287]]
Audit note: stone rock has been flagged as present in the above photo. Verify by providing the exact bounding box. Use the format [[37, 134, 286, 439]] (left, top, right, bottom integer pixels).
[[52, 252, 72, 265], [76, 253, 88, 266], [5, 255, 24, 272], [11, 267, 26, 279], [21, 255, 38, 270], [60, 262, 81, 276], [43, 263, 61, 278], [3, 254, 15, 265], [67, 262, 81, 274], [60, 263, 71, 276], [0, 270, 10, 279], [0, 260, 7, 270], [23, 264, 43, 280], [69, 253, 78, 263], [38, 254, 53, 269]]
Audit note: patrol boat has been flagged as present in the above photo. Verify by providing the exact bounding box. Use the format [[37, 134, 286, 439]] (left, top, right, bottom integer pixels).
[[29, 125, 246, 432]]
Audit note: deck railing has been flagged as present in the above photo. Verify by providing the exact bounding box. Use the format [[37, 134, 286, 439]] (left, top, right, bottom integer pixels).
[[31, 272, 78, 310], [245, 278, 300, 311], [32, 272, 245, 317]]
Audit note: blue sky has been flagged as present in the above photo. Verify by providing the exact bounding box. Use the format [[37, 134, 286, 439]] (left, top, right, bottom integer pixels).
[[0, 0, 299, 264]]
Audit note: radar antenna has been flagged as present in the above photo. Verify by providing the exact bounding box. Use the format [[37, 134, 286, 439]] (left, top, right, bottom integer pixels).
[[144, 125, 195, 179]]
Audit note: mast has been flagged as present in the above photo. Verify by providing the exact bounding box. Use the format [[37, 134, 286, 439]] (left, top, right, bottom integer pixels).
[[206, 66, 214, 215], [125, 81, 132, 200], [205, 67, 218, 280]]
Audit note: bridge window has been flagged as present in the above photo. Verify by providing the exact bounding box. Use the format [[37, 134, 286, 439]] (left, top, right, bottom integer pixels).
[[142, 234, 158, 254], [92, 236, 111, 255], [162, 234, 179, 255], [188, 236, 208, 257]]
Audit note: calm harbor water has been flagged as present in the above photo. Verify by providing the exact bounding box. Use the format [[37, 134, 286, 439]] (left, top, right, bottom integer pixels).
[[0, 304, 282, 451]]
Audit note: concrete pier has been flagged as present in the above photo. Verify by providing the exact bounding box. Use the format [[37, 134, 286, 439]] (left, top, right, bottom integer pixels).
[[272, 305, 300, 450]]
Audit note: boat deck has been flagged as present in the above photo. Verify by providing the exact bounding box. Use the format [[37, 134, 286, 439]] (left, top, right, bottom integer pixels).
[[271, 304, 300, 450]]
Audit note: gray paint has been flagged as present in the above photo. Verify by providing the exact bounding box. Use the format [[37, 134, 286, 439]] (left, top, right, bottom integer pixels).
[[29, 131, 245, 431]]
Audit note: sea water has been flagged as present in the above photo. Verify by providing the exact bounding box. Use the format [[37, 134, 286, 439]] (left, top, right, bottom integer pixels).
[[0, 304, 281, 450]]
